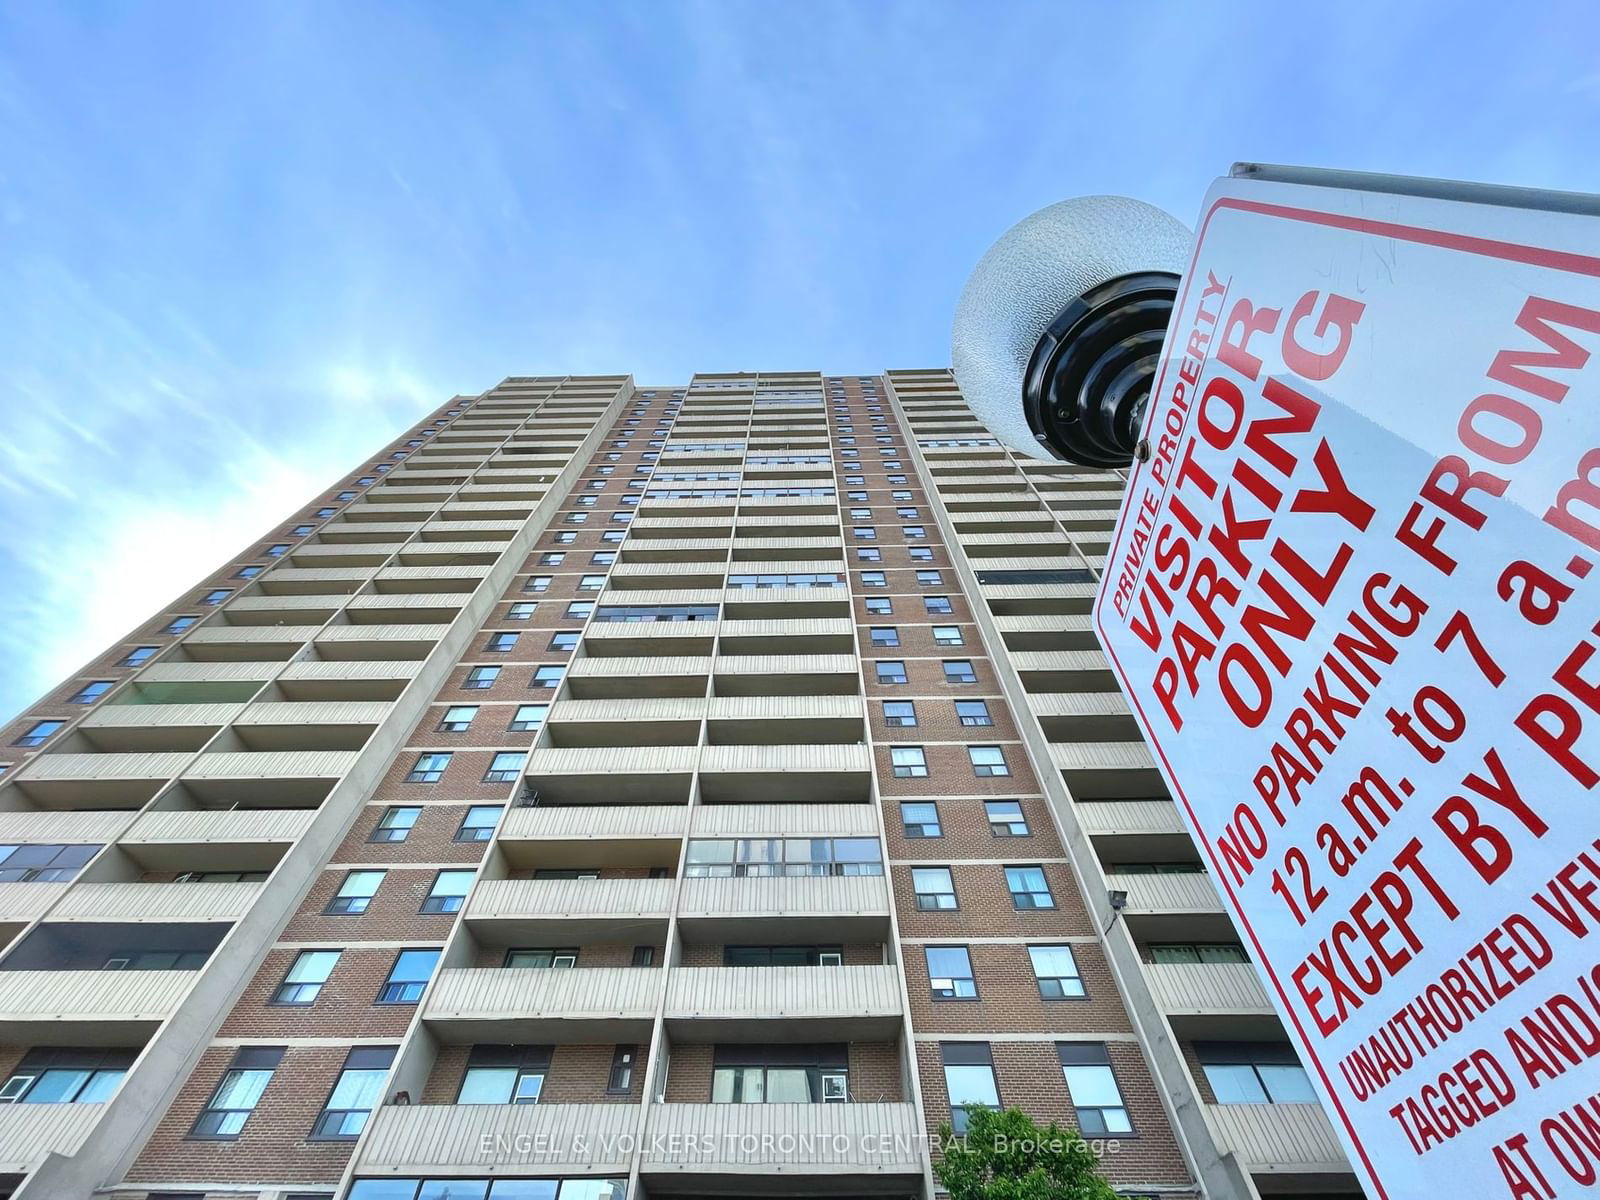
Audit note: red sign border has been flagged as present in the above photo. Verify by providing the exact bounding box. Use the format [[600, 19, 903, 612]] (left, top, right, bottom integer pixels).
[[1093, 187, 1600, 1200]]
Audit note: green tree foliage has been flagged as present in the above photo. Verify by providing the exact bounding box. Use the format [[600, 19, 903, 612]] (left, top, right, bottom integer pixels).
[[935, 1107, 1119, 1200]]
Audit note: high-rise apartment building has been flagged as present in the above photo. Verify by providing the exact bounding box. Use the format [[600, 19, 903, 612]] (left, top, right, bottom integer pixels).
[[0, 372, 1364, 1200]]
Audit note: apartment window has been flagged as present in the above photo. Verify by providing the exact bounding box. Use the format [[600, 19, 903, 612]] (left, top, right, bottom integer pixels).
[[861, 571, 886, 587], [370, 806, 421, 842], [235, 564, 263, 579], [457, 1045, 550, 1105], [986, 800, 1029, 837], [943, 660, 977, 684], [902, 526, 927, 540], [483, 752, 526, 783], [712, 1045, 848, 1104], [116, 646, 159, 669], [378, 949, 440, 1004], [969, 746, 1010, 777], [311, 1046, 394, 1138], [356, 476, 375, 485], [1059, 1044, 1132, 1133], [576, 493, 598, 504], [864, 597, 892, 615], [545, 632, 577, 653], [892, 491, 913, 501], [336, 490, 356, 500], [506, 603, 536, 620], [849, 508, 872, 520], [591, 551, 616, 565], [882, 700, 917, 727], [327, 870, 384, 915], [406, 752, 452, 783], [956, 700, 993, 727], [14, 720, 63, 747], [1198, 1043, 1316, 1104], [869, 627, 899, 647], [266, 542, 291, 556], [290, 524, 314, 536], [607, 1046, 637, 1094], [927, 946, 977, 999], [933, 625, 963, 646], [852, 526, 876, 540], [1030, 945, 1086, 998], [602, 529, 625, 542], [163, 615, 199, 634], [68, 681, 113, 704], [923, 595, 953, 614], [565, 601, 594, 618], [913, 867, 958, 910], [1005, 865, 1055, 909], [191, 1046, 282, 1137], [901, 801, 941, 839], [463, 666, 500, 690], [942, 1043, 999, 1133], [486, 632, 519, 653], [457, 806, 504, 841], [421, 870, 474, 913], [685, 838, 882, 878], [509, 704, 548, 731], [0, 1049, 131, 1106], [891, 746, 928, 778], [724, 946, 841, 967], [540, 552, 565, 565], [564, 512, 588, 525], [631, 945, 656, 967], [875, 660, 907, 685], [505, 948, 577, 969], [554, 531, 577, 544], [273, 950, 339, 1004], [896, 507, 920, 519], [438, 705, 477, 732], [532, 665, 565, 688], [847, 490, 867, 501], [526, 575, 553, 593], [0, 844, 98, 883], [856, 547, 881, 562], [916, 569, 943, 585], [1148, 943, 1250, 964], [579, 574, 606, 590]]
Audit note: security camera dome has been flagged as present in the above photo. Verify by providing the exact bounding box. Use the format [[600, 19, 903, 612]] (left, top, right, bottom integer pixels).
[[953, 196, 1191, 465]]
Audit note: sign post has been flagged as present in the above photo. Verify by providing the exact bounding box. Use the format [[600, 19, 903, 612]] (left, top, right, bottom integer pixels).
[[1095, 164, 1600, 1200]]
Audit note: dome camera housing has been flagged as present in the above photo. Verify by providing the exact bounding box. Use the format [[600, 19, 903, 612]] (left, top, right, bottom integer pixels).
[[952, 196, 1192, 466]]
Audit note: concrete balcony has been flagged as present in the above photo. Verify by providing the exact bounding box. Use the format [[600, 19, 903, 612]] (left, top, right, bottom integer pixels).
[[566, 655, 710, 700], [499, 805, 686, 868], [182, 750, 356, 805], [120, 808, 317, 871], [608, 561, 729, 589], [465, 877, 674, 943], [1206, 1102, 1350, 1174], [358, 1102, 636, 1176], [1048, 740, 1164, 800], [640, 1103, 923, 1183], [581, 620, 718, 657], [677, 874, 890, 942], [1073, 799, 1195, 864], [182, 625, 319, 661], [0, 882, 70, 927], [1145, 961, 1278, 1039], [717, 617, 854, 655], [1026, 690, 1135, 739], [48, 880, 262, 923], [423, 965, 662, 1041], [314, 623, 448, 660], [690, 802, 876, 839], [376, 564, 493, 591], [0, 810, 129, 844], [545, 698, 702, 748], [1105, 871, 1231, 942], [287, 541, 401, 566], [0, 1102, 106, 1174], [994, 613, 1098, 652], [618, 537, 731, 562], [132, 662, 274, 687], [720, 586, 851, 619], [73, 703, 240, 752], [345, 592, 475, 622], [697, 743, 871, 804], [523, 746, 696, 805], [277, 658, 422, 699], [0, 968, 197, 1041], [252, 565, 375, 594], [1011, 650, 1118, 692], [7, 752, 189, 809], [234, 699, 390, 746], [730, 536, 843, 561], [704, 694, 863, 745], [394, 542, 509, 567], [712, 654, 859, 697], [665, 964, 901, 1041]]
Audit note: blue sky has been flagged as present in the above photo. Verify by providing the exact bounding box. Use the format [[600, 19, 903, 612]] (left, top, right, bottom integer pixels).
[[1, 0, 1597, 721]]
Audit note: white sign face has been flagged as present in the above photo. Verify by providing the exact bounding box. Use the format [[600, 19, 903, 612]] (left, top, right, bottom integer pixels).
[[1095, 172, 1600, 1200]]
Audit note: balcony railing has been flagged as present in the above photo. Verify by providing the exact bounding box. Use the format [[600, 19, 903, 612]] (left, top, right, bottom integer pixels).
[[1103, 872, 1224, 914], [1206, 1102, 1349, 1171], [358, 1102, 636, 1176], [677, 874, 890, 942], [50, 880, 262, 922], [0, 967, 196, 1035], [665, 965, 901, 1040], [639, 1103, 923, 1176], [423, 966, 662, 1041], [0, 1102, 105, 1173]]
